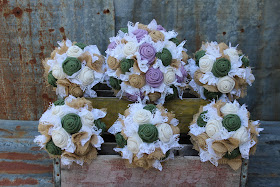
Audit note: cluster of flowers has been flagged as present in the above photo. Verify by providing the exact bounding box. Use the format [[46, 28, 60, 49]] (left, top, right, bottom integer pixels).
[[43, 39, 105, 98], [186, 42, 255, 101], [34, 96, 106, 165], [189, 100, 262, 170], [108, 103, 182, 170], [105, 19, 188, 104]]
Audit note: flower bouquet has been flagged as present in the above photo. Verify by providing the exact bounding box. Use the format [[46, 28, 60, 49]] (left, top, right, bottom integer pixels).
[[34, 96, 106, 166], [105, 19, 189, 104], [186, 42, 255, 101], [43, 39, 105, 98], [189, 100, 262, 170], [108, 103, 182, 170]]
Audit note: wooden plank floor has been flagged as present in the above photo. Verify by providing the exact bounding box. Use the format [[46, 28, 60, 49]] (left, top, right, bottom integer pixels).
[[0, 120, 279, 186]]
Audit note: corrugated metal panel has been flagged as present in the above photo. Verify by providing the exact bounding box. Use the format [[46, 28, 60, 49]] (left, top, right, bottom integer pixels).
[[0, 0, 115, 120], [0, 120, 53, 186], [113, 0, 280, 121], [0, 0, 279, 121]]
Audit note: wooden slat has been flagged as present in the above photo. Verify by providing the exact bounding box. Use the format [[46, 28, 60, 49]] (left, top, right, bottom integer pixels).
[[61, 155, 241, 187], [88, 98, 209, 134]]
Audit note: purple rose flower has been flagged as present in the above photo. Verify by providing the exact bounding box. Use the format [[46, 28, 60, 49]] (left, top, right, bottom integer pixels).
[[108, 41, 117, 50], [146, 67, 164, 88], [176, 65, 188, 83], [139, 43, 156, 65], [157, 25, 166, 31], [126, 92, 144, 102], [132, 29, 148, 42]]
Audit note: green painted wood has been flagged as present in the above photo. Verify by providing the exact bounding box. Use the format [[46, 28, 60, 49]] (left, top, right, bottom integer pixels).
[[88, 98, 209, 134]]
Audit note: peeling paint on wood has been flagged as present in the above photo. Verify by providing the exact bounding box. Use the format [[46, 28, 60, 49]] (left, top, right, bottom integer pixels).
[[61, 156, 241, 186]]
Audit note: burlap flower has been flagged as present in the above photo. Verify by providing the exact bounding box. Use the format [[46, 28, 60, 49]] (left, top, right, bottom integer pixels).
[[34, 96, 106, 166], [128, 74, 145, 88]]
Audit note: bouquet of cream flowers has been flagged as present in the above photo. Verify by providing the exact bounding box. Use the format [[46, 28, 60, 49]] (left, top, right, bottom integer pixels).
[[189, 100, 262, 170], [34, 96, 106, 166], [186, 42, 255, 101], [108, 102, 182, 170], [43, 39, 105, 98], [105, 19, 189, 104]]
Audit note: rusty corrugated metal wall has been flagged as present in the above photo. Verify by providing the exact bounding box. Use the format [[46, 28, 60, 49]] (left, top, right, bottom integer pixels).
[[0, 0, 279, 121], [0, 0, 279, 186]]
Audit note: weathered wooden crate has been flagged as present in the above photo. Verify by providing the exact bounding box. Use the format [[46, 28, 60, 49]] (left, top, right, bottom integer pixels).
[[54, 98, 248, 187]]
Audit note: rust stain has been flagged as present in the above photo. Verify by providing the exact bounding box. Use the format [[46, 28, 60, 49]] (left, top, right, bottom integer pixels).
[[0, 178, 38, 186], [30, 147, 40, 151], [15, 125, 21, 130], [48, 28, 55, 32], [18, 44, 22, 62], [97, 12, 100, 15], [103, 9, 110, 14], [29, 58, 37, 64], [0, 161, 53, 174], [24, 8, 32, 13], [59, 27, 66, 40], [0, 152, 47, 160], [42, 93, 54, 103], [0, 128, 13, 135], [240, 28, 245, 33], [12, 7, 23, 18], [59, 27, 65, 32], [223, 32, 226, 35]]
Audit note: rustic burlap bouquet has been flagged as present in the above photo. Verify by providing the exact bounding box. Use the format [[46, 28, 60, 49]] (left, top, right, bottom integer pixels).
[[108, 102, 182, 170], [105, 19, 189, 104], [189, 100, 262, 170], [34, 96, 106, 166], [43, 39, 105, 98], [186, 42, 255, 101]]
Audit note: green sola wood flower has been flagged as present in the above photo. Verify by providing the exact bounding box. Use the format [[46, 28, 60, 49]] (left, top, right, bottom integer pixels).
[[62, 57, 81, 76], [109, 76, 122, 90], [195, 50, 206, 66], [203, 88, 222, 100], [224, 148, 240, 159], [197, 111, 208, 127], [115, 132, 127, 148], [94, 119, 106, 133], [138, 124, 158, 143], [46, 139, 62, 155], [211, 58, 231, 77], [61, 113, 82, 134], [48, 71, 57, 87], [53, 99, 65, 106], [143, 104, 157, 113], [75, 42, 86, 49], [222, 114, 241, 132], [169, 38, 180, 46], [120, 59, 134, 73], [156, 48, 172, 66]]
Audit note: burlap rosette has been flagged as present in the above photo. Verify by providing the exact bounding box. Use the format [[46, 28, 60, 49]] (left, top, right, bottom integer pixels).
[[186, 42, 255, 101], [105, 19, 189, 104], [42, 39, 105, 98], [189, 100, 262, 170], [108, 102, 182, 170], [34, 96, 107, 166]]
